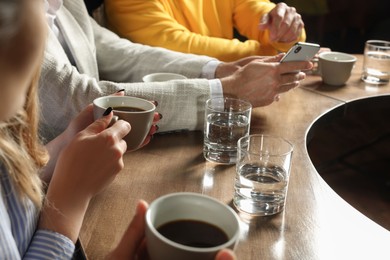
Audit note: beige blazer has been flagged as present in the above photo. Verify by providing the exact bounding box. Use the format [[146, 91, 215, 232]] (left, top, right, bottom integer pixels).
[[39, 0, 214, 141]]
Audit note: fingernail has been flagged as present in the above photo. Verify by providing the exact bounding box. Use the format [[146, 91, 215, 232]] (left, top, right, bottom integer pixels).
[[103, 107, 112, 116], [116, 89, 125, 93], [158, 113, 163, 119], [135, 201, 144, 215]]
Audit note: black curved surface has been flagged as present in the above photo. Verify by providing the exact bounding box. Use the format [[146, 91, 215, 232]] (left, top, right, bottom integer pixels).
[[306, 95, 390, 230]]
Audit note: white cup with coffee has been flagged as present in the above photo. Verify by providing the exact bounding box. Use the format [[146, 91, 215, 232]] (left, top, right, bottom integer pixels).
[[93, 96, 155, 151], [145, 192, 240, 260], [318, 51, 357, 86]]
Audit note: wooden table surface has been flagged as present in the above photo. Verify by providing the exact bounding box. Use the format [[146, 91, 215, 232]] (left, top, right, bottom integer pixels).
[[80, 55, 390, 260]]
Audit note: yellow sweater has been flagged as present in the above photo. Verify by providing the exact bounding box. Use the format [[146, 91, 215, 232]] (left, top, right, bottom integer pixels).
[[105, 0, 306, 62]]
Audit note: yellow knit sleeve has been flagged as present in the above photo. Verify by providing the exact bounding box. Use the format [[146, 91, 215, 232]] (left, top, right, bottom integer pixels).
[[105, 0, 264, 61]]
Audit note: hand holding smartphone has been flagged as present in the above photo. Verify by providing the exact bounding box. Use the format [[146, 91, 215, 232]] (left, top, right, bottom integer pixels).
[[280, 42, 320, 62]]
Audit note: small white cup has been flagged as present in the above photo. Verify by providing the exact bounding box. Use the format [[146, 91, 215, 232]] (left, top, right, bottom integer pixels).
[[93, 96, 155, 151], [319, 52, 357, 86], [142, 73, 187, 82], [145, 192, 240, 260]]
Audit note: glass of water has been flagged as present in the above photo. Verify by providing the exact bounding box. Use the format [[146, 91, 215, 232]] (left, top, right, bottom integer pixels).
[[234, 134, 293, 216], [361, 40, 390, 85], [203, 97, 252, 164]]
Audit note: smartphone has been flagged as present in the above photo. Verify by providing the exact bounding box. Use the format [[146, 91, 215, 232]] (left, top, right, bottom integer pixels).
[[280, 42, 320, 62]]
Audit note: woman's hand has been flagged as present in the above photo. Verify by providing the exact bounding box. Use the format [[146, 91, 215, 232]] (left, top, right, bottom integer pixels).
[[41, 104, 95, 183], [51, 111, 130, 200], [39, 111, 131, 242]]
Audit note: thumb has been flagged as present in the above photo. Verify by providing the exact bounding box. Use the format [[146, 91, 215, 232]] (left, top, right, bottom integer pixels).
[[84, 107, 113, 135], [108, 200, 148, 259], [261, 53, 285, 62], [215, 249, 237, 260]]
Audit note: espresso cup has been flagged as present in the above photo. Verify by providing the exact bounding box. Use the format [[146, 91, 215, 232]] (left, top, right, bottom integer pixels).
[[318, 52, 357, 86], [93, 96, 155, 151], [142, 72, 187, 82], [145, 192, 240, 260]]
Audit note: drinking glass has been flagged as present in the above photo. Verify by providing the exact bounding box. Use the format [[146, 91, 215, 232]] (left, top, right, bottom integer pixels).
[[203, 97, 252, 164], [234, 134, 293, 216], [361, 40, 390, 85]]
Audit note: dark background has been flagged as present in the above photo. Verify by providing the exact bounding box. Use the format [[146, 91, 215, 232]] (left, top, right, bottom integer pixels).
[[278, 0, 390, 53]]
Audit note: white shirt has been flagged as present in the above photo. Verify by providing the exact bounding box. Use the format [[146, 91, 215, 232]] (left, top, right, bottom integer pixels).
[[44, 0, 62, 37], [45, 0, 76, 65]]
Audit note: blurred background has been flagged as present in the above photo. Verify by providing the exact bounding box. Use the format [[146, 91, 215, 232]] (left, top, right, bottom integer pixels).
[[278, 0, 390, 53]]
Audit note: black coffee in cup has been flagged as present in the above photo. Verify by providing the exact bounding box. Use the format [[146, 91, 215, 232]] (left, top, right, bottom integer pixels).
[[112, 106, 145, 112], [157, 220, 229, 248]]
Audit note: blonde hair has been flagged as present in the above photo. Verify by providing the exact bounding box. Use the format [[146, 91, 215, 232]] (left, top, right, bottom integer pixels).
[[0, 70, 49, 208], [0, 0, 48, 208]]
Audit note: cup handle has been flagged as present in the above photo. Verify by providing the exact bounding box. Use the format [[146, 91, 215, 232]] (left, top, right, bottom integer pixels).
[[312, 57, 321, 75], [108, 115, 119, 127]]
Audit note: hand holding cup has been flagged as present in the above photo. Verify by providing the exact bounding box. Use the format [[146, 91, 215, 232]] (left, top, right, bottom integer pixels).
[[93, 96, 156, 151]]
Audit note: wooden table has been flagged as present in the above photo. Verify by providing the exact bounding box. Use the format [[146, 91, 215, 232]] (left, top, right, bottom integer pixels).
[[80, 55, 390, 259]]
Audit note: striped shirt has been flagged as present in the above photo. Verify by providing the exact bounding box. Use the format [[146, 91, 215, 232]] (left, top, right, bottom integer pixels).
[[0, 165, 75, 259]]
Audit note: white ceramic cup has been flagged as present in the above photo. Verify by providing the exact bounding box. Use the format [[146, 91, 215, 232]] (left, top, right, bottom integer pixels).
[[145, 192, 240, 260], [318, 52, 357, 86], [93, 96, 155, 151], [142, 73, 187, 82]]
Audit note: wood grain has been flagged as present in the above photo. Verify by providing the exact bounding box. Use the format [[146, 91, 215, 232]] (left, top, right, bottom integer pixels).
[[80, 55, 390, 260]]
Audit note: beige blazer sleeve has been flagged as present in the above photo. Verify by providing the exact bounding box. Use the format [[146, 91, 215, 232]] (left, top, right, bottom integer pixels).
[[39, 0, 215, 141]]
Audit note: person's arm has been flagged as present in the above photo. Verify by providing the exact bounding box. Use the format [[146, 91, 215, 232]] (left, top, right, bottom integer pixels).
[[104, 0, 263, 61], [91, 17, 213, 82], [40, 29, 212, 142], [40, 104, 95, 183], [39, 112, 130, 243], [0, 215, 75, 259], [25, 230, 75, 258], [0, 169, 75, 259]]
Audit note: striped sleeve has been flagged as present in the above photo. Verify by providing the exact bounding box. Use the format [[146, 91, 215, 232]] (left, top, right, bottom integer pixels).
[[24, 229, 75, 259]]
